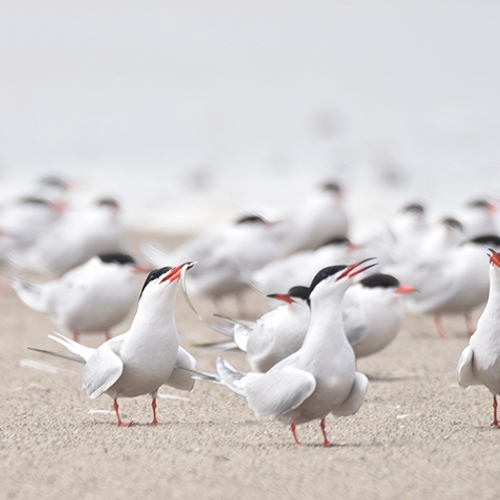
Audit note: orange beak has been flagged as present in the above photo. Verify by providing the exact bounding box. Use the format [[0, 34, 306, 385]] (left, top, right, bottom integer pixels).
[[489, 249, 500, 268], [395, 285, 416, 295], [336, 258, 377, 281], [267, 293, 295, 304]]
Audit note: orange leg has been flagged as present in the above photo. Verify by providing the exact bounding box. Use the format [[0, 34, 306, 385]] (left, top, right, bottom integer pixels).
[[290, 422, 300, 445], [72, 331, 80, 342], [150, 397, 159, 425], [113, 399, 131, 427], [434, 315, 448, 339], [492, 396, 499, 427], [320, 418, 332, 447]]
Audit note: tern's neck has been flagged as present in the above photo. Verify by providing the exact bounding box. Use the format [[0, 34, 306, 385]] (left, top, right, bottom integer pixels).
[[302, 293, 348, 353]]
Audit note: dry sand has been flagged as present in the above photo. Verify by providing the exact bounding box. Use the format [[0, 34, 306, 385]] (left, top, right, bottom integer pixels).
[[1, 231, 499, 499]]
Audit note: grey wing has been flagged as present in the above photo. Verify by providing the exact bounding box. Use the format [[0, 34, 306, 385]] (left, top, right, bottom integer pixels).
[[244, 366, 316, 418], [331, 372, 369, 417], [457, 345, 480, 388], [82, 345, 123, 399], [166, 348, 197, 391]]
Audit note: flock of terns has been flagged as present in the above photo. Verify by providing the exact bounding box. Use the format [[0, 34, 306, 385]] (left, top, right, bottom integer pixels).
[[3, 175, 500, 445]]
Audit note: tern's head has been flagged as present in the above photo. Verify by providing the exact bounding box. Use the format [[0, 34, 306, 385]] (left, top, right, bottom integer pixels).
[[98, 253, 151, 274], [309, 259, 377, 301], [267, 285, 310, 305], [359, 273, 416, 296], [466, 199, 498, 214], [139, 262, 196, 301]]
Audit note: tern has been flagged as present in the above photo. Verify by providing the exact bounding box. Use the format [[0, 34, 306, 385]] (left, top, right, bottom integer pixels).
[[249, 236, 354, 295], [143, 214, 282, 311], [13, 253, 150, 342], [457, 248, 500, 427], [216, 260, 375, 446], [456, 199, 498, 238], [271, 181, 349, 256], [209, 286, 311, 372], [0, 197, 65, 260], [344, 273, 415, 359], [33, 263, 197, 426], [401, 235, 500, 338], [9, 197, 124, 276]]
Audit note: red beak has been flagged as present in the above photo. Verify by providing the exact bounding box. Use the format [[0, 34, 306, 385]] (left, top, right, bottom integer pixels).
[[132, 264, 152, 274], [395, 285, 416, 295], [160, 264, 184, 283], [267, 293, 294, 304], [336, 258, 377, 281], [489, 249, 500, 268]]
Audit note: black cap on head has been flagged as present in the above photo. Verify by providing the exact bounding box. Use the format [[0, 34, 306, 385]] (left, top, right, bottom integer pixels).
[[441, 217, 463, 231], [467, 235, 500, 247], [401, 203, 425, 214], [18, 196, 51, 206], [319, 236, 350, 248], [321, 181, 342, 193], [38, 175, 68, 188], [234, 214, 266, 225], [139, 266, 172, 299], [360, 273, 400, 289], [309, 265, 348, 292], [287, 286, 310, 301], [96, 197, 120, 209], [98, 253, 136, 266], [467, 199, 491, 209]]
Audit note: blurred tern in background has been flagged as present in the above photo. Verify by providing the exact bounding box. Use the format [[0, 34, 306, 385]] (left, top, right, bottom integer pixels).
[[13, 253, 150, 342]]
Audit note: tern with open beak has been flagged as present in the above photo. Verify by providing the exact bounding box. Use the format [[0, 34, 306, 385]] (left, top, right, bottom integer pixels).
[[34, 263, 197, 426], [216, 259, 375, 446]]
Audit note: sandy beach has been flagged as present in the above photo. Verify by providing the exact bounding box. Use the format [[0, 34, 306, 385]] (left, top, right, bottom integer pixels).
[[1, 230, 499, 500]]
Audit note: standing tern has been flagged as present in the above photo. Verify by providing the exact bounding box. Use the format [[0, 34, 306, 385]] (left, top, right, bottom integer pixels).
[[143, 214, 282, 312], [457, 248, 500, 427], [343, 274, 415, 359], [36, 263, 197, 426], [9, 197, 124, 276], [456, 199, 498, 238], [216, 259, 375, 446], [271, 181, 349, 256], [13, 253, 150, 342], [401, 235, 500, 338]]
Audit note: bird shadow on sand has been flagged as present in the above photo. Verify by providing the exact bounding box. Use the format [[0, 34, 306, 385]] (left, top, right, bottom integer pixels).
[[362, 373, 422, 382]]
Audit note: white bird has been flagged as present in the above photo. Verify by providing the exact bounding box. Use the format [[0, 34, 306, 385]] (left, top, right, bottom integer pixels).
[[213, 273, 411, 368], [37, 263, 197, 426], [343, 273, 415, 359], [0, 197, 65, 260], [143, 214, 282, 310], [210, 286, 311, 373], [8, 197, 124, 276], [216, 260, 374, 446], [400, 235, 500, 338], [385, 202, 428, 264], [270, 181, 349, 255], [13, 253, 150, 342], [456, 199, 498, 238], [457, 248, 500, 427], [250, 236, 355, 294]]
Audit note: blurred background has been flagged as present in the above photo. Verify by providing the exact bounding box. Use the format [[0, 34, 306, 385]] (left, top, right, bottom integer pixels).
[[1, 0, 499, 235]]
